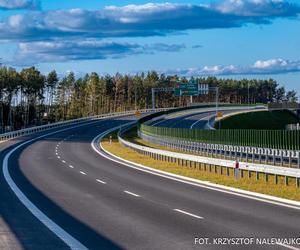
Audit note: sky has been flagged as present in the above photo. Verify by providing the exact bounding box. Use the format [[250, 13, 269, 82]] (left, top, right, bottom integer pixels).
[[0, 0, 300, 94]]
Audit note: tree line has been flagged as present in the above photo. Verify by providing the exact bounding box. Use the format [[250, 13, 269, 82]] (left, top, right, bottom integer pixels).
[[0, 66, 298, 132]]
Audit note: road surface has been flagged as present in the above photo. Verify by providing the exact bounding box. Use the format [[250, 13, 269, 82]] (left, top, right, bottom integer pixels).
[[1, 114, 300, 250], [148, 108, 250, 129]]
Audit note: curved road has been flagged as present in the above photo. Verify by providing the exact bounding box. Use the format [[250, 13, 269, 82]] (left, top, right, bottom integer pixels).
[[148, 108, 253, 129], [1, 113, 300, 249]]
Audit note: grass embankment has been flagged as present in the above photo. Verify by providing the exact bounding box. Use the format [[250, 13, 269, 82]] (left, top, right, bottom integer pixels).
[[102, 130, 300, 202], [215, 110, 300, 130]]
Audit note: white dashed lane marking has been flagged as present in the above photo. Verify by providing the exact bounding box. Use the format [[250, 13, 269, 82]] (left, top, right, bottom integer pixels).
[[124, 191, 140, 197], [174, 209, 203, 219], [80, 171, 87, 176], [69, 165, 74, 169], [96, 179, 106, 184]]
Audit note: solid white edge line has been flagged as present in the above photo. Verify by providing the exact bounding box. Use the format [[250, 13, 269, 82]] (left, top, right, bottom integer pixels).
[[190, 114, 211, 129], [96, 179, 106, 184], [174, 209, 203, 219], [1, 121, 104, 249], [124, 190, 140, 197], [151, 119, 166, 126], [91, 130, 300, 211], [80, 171, 87, 176]]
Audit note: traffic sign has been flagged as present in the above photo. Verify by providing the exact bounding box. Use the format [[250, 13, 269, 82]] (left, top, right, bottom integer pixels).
[[175, 83, 198, 96], [175, 83, 209, 96], [198, 84, 209, 95], [217, 111, 223, 118]]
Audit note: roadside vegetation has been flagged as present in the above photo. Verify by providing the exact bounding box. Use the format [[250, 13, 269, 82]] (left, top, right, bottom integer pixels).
[[102, 131, 300, 201], [0, 65, 298, 133], [215, 110, 300, 130]]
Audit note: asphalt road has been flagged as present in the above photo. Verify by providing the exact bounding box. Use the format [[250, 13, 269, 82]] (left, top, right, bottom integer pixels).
[[1, 114, 300, 250], [148, 108, 247, 129]]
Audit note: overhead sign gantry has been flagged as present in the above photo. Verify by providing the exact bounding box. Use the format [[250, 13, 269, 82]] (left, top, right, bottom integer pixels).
[[174, 83, 209, 96], [151, 81, 214, 110]]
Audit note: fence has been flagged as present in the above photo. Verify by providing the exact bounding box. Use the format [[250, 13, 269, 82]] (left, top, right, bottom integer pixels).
[[139, 124, 300, 151], [268, 102, 300, 110], [118, 126, 300, 187]]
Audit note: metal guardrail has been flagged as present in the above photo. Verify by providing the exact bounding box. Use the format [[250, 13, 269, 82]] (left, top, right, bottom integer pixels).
[[139, 131, 300, 169], [268, 102, 300, 110], [0, 108, 172, 143], [118, 127, 300, 187], [286, 123, 300, 131]]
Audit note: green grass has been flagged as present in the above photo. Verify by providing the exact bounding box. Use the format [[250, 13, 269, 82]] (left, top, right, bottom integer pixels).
[[215, 110, 300, 130], [101, 133, 300, 201]]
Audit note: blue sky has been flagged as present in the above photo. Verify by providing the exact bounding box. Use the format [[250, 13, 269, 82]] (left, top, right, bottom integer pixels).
[[0, 0, 300, 94]]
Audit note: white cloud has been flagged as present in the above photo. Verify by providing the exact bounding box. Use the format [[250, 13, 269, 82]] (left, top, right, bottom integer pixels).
[[0, 1, 299, 41], [13, 40, 186, 65], [164, 59, 300, 76], [0, 0, 39, 10]]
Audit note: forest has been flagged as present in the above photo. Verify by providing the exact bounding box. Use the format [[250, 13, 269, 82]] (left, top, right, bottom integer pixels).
[[0, 66, 298, 132]]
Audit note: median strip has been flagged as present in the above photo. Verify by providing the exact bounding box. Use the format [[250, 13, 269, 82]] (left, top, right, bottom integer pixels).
[[101, 131, 300, 202]]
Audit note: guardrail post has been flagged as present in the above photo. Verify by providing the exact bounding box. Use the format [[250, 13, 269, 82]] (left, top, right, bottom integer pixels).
[[298, 153, 300, 169], [274, 175, 278, 185], [226, 167, 230, 176], [296, 178, 299, 188], [214, 165, 217, 174], [265, 173, 268, 182], [273, 151, 276, 165], [285, 176, 289, 186], [209, 164, 212, 172], [204, 163, 207, 171], [220, 166, 223, 175], [241, 169, 244, 178], [256, 172, 259, 181], [280, 151, 283, 166], [289, 152, 292, 168]]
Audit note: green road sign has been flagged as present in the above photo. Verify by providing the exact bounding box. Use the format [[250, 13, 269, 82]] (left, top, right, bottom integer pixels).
[[175, 83, 199, 96]]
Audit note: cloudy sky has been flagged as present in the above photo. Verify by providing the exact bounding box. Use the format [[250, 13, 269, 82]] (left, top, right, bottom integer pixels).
[[0, 0, 299, 92]]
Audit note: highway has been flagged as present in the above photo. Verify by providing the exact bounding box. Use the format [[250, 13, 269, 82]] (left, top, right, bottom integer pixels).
[[148, 108, 251, 129], [1, 113, 300, 250]]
